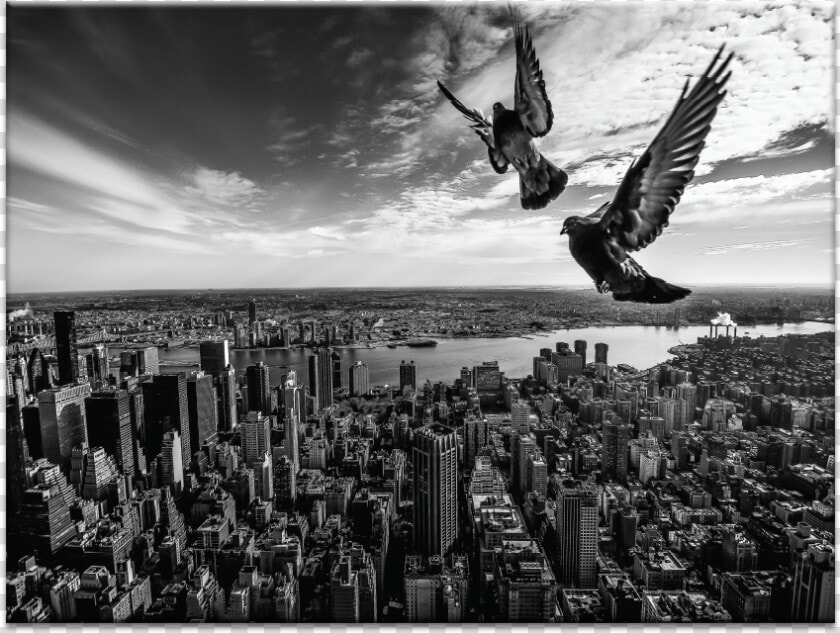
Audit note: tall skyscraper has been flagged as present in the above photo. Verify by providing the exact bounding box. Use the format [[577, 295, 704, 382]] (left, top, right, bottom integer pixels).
[[594, 343, 609, 365], [187, 371, 219, 456], [513, 434, 537, 498], [574, 340, 588, 365], [54, 311, 79, 386], [7, 396, 26, 516], [241, 411, 270, 467], [85, 390, 137, 477], [602, 421, 631, 482], [161, 430, 184, 497], [348, 362, 369, 396], [248, 299, 257, 325], [791, 543, 834, 622], [274, 455, 297, 508], [308, 349, 334, 410], [556, 480, 598, 588], [331, 350, 342, 389], [38, 383, 91, 469], [510, 401, 530, 435], [201, 342, 238, 433], [551, 350, 584, 383], [245, 362, 272, 416], [412, 424, 458, 558], [140, 374, 191, 467], [463, 414, 490, 467], [137, 347, 160, 375], [399, 360, 417, 392]]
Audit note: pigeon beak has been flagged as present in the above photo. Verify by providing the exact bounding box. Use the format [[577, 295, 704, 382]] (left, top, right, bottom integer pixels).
[[560, 226, 567, 235]]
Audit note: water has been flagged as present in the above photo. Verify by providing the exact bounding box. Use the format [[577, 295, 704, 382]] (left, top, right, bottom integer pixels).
[[146, 322, 832, 391]]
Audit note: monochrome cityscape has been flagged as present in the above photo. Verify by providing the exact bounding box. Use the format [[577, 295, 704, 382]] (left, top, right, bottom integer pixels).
[[5, 1, 835, 625], [4, 287, 835, 623]]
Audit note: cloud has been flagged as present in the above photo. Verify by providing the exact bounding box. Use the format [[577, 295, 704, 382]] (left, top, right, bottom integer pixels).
[[186, 168, 265, 208], [700, 239, 812, 256]]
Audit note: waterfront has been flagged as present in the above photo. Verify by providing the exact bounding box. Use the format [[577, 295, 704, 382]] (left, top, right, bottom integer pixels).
[[152, 321, 833, 390]]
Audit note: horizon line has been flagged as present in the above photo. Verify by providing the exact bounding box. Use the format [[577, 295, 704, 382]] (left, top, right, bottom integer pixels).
[[6, 282, 835, 297]]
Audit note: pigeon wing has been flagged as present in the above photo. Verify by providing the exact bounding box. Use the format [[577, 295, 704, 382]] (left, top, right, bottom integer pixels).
[[513, 20, 553, 138], [600, 45, 733, 252], [438, 81, 509, 173]]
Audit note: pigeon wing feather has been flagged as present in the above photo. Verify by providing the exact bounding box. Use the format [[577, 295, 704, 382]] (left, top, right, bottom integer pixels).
[[599, 45, 733, 253]]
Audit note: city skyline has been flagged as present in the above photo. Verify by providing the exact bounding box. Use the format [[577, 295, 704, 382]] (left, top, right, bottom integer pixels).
[[7, 3, 834, 293]]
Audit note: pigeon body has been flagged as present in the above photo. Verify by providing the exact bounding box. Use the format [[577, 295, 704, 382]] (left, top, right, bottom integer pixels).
[[437, 19, 567, 210], [561, 45, 733, 304]]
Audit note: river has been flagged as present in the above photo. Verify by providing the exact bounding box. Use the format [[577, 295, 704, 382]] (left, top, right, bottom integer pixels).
[[144, 321, 832, 391]]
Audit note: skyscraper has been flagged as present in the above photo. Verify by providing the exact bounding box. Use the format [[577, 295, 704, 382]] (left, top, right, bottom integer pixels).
[[331, 350, 342, 389], [602, 421, 631, 482], [463, 414, 490, 467], [248, 299, 257, 325], [161, 430, 184, 497], [245, 362, 272, 416], [574, 340, 588, 365], [199, 341, 229, 374], [200, 341, 238, 433], [140, 374, 191, 467], [54, 311, 79, 386], [791, 543, 834, 622], [400, 360, 417, 392], [38, 383, 91, 469], [556, 480, 598, 588], [85, 390, 137, 477], [7, 396, 26, 516], [187, 371, 220, 456], [137, 347, 160, 375], [348, 362, 369, 396], [308, 349, 334, 410], [412, 424, 458, 558], [594, 343, 609, 365], [241, 411, 270, 467]]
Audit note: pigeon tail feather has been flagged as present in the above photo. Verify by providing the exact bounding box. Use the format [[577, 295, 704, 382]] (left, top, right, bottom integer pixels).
[[519, 157, 568, 210], [614, 275, 691, 304]]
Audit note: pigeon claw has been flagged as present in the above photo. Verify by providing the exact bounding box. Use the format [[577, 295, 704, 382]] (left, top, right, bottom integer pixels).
[[596, 281, 611, 294]]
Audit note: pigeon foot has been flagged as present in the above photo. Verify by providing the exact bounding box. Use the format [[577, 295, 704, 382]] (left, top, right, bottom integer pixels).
[[596, 281, 611, 294]]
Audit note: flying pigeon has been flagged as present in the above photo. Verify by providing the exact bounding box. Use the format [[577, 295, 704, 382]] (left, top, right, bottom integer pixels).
[[437, 18, 568, 211], [560, 45, 733, 304]]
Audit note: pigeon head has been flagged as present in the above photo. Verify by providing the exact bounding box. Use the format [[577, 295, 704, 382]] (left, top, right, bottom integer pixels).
[[560, 216, 583, 236], [492, 102, 505, 114]]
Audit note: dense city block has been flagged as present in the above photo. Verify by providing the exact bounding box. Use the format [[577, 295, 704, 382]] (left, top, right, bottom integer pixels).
[[4, 292, 835, 623]]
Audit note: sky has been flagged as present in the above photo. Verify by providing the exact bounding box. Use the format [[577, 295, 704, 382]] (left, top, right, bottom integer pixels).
[[6, 2, 835, 293]]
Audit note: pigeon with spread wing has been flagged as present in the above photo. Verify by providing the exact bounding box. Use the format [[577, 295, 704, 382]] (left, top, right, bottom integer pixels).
[[437, 18, 567, 210], [560, 45, 733, 304]]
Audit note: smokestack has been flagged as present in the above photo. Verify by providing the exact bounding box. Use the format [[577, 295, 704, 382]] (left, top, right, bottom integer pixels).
[[709, 323, 713, 338], [725, 324, 730, 337], [734, 326, 737, 338]]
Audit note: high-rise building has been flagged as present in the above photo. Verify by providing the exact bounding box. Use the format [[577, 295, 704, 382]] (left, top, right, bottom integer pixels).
[[551, 350, 584, 384], [331, 350, 342, 389], [85, 390, 136, 477], [14, 482, 77, 557], [245, 362, 272, 416], [511, 401, 530, 435], [495, 540, 557, 622], [602, 421, 631, 482], [281, 372, 302, 463], [248, 300, 257, 325], [274, 455, 297, 509], [594, 343, 609, 365], [241, 411, 270, 467], [330, 555, 360, 622], [199, 340, 229, 374], [141, 374, 191, 466], [413, 424, 458, 558], [79, 446, 120, 502], [137, 347, 160, 375], [348, 361, 369, 396], [54, 311, 79, 386], [308, 349, 334, 410], [187, 371, 219, 456], [38, 383, 91, 469], [574, 340, 588, 365], [400, 360, 417, 392], [791, 543, 834, 622], [7, 397, 27, 515], [556, 480, 598, 588], [473, 361, 501, 396], [161, 430, 184, 497], [463, 414, 490, 467], [512, 434, 537, 497]]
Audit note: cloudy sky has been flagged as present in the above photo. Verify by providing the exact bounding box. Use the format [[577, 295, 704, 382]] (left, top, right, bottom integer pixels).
[[7, 3, 834, 293]]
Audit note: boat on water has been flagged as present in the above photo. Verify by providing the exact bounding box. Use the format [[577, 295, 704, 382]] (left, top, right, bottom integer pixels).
[[406, 339, 438, 348]]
